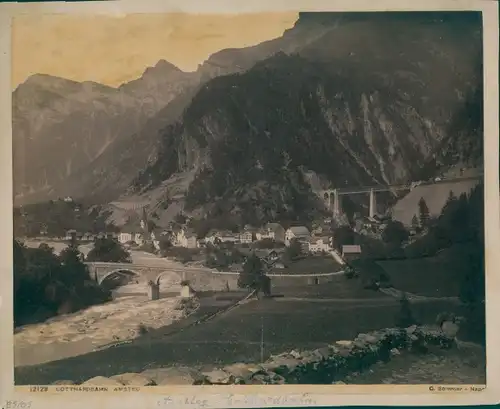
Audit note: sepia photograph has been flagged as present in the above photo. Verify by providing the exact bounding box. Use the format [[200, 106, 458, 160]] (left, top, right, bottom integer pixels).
[[1, 0, 499, 404]]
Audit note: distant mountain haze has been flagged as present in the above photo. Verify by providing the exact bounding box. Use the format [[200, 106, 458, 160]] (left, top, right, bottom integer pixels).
[[12, 62, 199, 205], [11, 12, 298, 87], [12, 12, 348, 206]]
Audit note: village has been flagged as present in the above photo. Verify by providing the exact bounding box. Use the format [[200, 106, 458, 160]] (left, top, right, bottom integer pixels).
[[55, 206, 409, 276]]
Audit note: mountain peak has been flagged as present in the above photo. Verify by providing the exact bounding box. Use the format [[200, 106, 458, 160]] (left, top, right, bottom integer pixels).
[[142, 59, 183, 77], [17, 73, 81, 91]]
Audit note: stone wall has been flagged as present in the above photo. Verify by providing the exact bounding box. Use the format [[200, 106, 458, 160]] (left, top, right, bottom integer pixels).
[[183, 271, 341, 292], [51, 325, 455, 386], [183, 271, 239, 291]]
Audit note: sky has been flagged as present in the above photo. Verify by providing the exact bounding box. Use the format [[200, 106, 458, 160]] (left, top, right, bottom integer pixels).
[[11, 12, 299, 88]]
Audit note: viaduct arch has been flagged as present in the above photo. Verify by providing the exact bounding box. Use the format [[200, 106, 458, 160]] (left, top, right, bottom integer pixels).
[[85, 262, 190, 287]]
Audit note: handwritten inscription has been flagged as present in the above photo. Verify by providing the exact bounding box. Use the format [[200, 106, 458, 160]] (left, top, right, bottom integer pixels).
[[5, 401, 33, 409], [158, 394, 317, 408]]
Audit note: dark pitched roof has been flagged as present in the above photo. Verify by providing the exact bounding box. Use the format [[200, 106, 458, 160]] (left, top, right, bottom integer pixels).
[[342, 244, 362, 253], [289, 226, 310, 236], [121, 221, 143, 233], [266, 223, 284, 232]]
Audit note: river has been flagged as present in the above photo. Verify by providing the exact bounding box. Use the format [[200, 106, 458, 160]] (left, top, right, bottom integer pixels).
[[15, 240, 198, 366]]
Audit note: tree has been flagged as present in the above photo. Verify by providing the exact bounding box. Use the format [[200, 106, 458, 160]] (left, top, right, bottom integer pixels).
[[13, 239, 111, 326], [284, 238, 302, 263], [403, 184, 485, 342], [147, 220, 157, 231], [382, 220, 409, 247], [437, 192, 469, 244], [253, 238, 279, 249], [411, 214, 420, 231], [174, 213, 187, 225], [332, 225, 355, 252], [395, 293, 417, 328], [59, 238, 89, 287], [238, 254, 266, 291], [457, 186, 485, 344], [86, 238, 132, 263], [159, 237, 172, 252], [418, 197, 430, 228]]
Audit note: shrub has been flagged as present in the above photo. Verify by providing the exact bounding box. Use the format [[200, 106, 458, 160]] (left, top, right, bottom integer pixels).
[[344, 266, 358, 279], [86, 238, 132, 263], [436, 311, 456, 327], [395, 294, 418, 328], [378, 272, 392, 288], [362, 278, 379, 291], [174, 297, 200, 316], [253, 239, 279, 249], [137, 323, 153, 336]]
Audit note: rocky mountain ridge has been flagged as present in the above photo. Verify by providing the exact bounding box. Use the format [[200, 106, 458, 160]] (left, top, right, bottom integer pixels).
[[129, 12, 482, 227], [13, 12, 483, 223]]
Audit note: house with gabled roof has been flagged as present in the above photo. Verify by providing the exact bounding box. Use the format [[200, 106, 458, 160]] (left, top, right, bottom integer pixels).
[[204, 229, 220, 245], [150, 228, 169, 250], [342, 244, 362, 262], [82, 232, 95, 242], [256, 223, 286, 243], [118, 221, 145, 245], [65, 229, 77, 241], [285, 226, 310, 246], [184, 230, 199, 249], [218, 230, 239, 244], [306, 236, 332, 253], [172, 227, 199, 248], [239, 225, 257, 244]]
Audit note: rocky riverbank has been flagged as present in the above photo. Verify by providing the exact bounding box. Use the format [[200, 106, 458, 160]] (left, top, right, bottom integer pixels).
[[47, 325, 475, 386], [15, 295, 188, 367]]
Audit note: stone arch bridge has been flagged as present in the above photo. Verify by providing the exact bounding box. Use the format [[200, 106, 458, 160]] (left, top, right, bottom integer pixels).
[[84, 262, 198, 287], [84, 262, 239, 292], [84, 262, 347, 293]]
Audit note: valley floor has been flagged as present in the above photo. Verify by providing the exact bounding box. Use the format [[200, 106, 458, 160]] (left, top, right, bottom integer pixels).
[[14, 294, 461, 385]]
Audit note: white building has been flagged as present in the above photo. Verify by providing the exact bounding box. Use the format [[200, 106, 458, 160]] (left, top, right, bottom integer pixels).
[[255, 223, 285, 243], [306, 236, 332, 253], [118, 223, 144, 246], [218, 231, 239, 243], [172, 227, 199, 248], [239, 231, 254, 244]]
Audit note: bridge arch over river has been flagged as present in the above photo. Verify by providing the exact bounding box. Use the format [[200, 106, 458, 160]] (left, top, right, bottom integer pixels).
[[98, 269, 142, 288], [84, 262, 199, 287]]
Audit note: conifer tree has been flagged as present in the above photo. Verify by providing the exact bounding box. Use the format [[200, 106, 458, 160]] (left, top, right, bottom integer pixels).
[[418, 197, 430, 228]]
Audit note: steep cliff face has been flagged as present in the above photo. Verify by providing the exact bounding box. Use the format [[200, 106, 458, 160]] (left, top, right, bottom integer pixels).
[[132, 12, 482, 225]]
